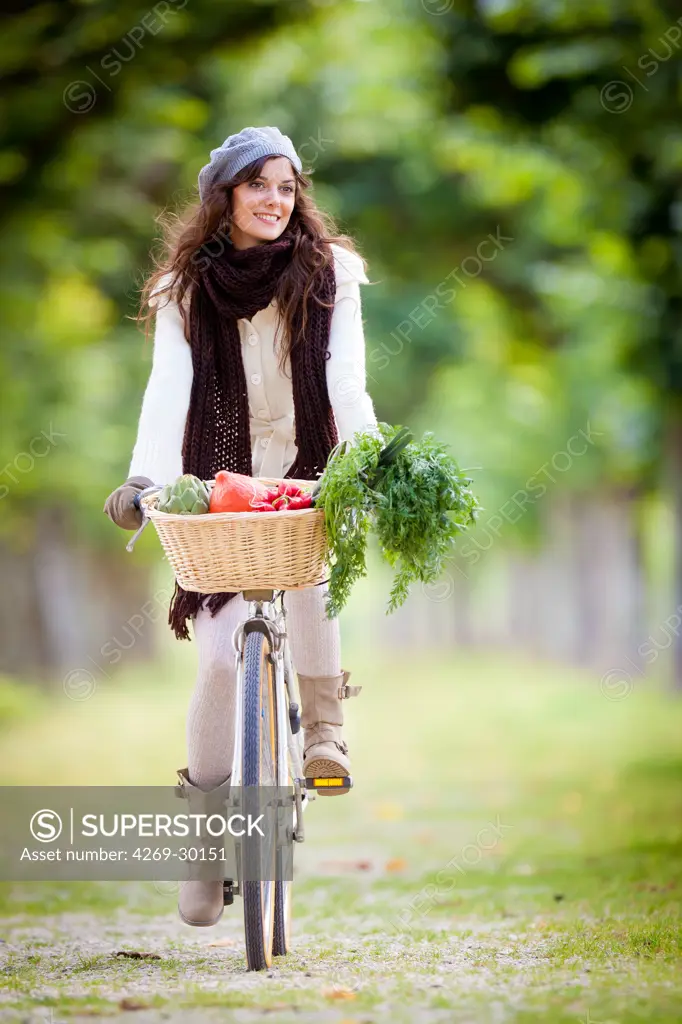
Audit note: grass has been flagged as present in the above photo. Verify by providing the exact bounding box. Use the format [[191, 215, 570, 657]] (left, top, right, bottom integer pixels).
[[0, 639, 679, 1022]]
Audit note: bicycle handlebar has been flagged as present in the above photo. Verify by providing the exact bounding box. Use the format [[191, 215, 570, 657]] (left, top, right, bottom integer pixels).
[[132, 484, 164, 512], [127, 485, 163, 553]]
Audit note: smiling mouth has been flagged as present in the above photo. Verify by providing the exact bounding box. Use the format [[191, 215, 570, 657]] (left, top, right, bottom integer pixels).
[[254, 213, 280, 222]]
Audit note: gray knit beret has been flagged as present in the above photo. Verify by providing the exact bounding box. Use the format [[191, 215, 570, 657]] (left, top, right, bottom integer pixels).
[[198, 126, 302, 202]]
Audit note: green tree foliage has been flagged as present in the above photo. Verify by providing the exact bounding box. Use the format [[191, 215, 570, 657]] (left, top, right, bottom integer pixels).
[[1, 0, 680, 555]]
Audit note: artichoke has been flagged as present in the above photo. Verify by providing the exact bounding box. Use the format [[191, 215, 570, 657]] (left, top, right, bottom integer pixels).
[[157, 474, 210, 515]]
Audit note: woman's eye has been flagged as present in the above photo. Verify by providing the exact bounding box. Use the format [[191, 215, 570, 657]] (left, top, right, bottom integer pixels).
[[249, 182, 293, 192]]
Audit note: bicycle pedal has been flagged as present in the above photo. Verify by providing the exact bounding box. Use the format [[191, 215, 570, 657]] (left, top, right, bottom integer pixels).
[[304, 776, 353, 791], [222, 879, 234, 906]]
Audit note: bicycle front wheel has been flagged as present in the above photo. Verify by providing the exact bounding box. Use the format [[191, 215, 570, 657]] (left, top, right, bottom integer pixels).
[[242, 628, 278, 972]]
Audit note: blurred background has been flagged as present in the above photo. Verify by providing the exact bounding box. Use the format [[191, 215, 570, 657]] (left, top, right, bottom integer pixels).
[[2, 0, 682, 725]]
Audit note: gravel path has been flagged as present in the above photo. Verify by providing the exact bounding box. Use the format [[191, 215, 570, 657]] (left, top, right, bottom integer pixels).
[[0, 896, 562, 1024]]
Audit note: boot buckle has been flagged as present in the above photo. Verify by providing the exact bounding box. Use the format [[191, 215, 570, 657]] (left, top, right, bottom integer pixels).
[[338, 668, 362, 700], [339, 683, 362, 699]]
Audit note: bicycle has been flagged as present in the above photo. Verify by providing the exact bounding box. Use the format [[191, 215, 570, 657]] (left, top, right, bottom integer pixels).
[[127, 480, 354, 971]]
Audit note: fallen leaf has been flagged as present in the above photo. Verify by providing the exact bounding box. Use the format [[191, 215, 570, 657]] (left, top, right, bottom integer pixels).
[[119, 997, 151, 1010], [385, 858, 407, 873], [115, 951, 161, 960], [322, 988, 357, 1001], [206, 937, 237, 947]]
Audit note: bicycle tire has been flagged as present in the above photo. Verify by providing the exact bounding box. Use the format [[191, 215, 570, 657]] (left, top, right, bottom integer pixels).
[[242, 629, 277, 972], [273, 858, 292, 956], [273, 649, 300, 956], [272, 727, 294, 956]]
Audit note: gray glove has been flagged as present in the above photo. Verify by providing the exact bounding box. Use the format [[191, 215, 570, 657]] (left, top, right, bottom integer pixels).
[[103, 475, 155, 531]]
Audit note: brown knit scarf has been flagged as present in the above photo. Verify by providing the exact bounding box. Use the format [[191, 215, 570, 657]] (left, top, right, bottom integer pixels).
[[167, 230, 339, 640]]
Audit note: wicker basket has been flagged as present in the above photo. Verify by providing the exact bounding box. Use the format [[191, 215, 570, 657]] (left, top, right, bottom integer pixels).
[[140, 477, 329, 594]]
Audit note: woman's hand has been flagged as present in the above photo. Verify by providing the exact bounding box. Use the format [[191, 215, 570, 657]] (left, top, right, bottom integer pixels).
[[103, 475, 155, 530]]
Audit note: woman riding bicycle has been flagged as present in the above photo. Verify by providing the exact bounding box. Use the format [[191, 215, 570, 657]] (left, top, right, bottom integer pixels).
[[103, 126, 377, 927]]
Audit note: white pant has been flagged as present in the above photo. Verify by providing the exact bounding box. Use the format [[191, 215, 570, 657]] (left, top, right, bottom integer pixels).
[[186, 583, 341, 790]]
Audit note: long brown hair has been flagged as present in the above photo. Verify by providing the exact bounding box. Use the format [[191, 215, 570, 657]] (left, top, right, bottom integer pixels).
[[137, 154, 368, 375]]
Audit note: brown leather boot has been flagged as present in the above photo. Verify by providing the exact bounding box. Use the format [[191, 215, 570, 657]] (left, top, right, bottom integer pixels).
[[175, 767, 231, 926], [297, 669, 362, 796]]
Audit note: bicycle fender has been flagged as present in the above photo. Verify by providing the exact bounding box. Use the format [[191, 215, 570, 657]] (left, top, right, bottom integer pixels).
[[243, 618, 277, 648]]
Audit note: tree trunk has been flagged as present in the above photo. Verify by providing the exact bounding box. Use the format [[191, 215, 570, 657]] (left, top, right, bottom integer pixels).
[[571, 487, 645, 675], [0, 502, 158, 686], [665, 411, 682, 689]]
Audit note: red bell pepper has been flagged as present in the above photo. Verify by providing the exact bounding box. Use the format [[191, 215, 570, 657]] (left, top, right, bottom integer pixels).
[[209, 471, 271, 513]]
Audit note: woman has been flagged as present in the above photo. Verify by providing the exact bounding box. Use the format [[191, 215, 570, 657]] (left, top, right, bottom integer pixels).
[[103, 126, 378, 926]]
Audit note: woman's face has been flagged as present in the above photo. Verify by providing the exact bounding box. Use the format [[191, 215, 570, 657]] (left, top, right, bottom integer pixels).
[[229, 156, 297, 250]]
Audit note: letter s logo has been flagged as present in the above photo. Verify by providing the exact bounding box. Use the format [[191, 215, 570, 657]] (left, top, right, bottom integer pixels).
[[30, 809, 63, 843]]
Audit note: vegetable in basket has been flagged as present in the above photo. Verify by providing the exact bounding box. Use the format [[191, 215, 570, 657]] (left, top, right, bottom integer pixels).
[[157, 474, 210, 515], [208, 471, 272, 513], [312, 422, 481, 619], [256, 480, 314, 512]]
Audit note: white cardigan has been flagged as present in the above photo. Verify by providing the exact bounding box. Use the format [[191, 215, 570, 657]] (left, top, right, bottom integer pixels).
[[128, 243, 379, 484]]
